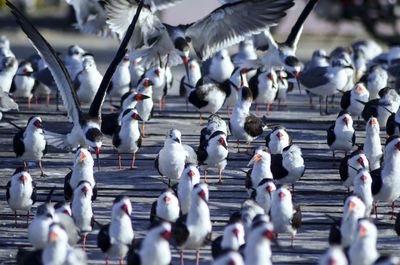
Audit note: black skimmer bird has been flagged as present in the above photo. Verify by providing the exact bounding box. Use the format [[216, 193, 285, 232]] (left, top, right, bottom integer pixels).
[[64, 45, 85, 81], [136, 78, 154, 137], [144, 66, 167, 114], [6, 167, 36, 228], [200, 114, 228, 145], [127, 221, 172, 265], [211, 251, 244, 265], [221, 66, 249, 117], [28, 203, 57, 249], [251, 178, 276, 214], [243, 217, 274, 265], [386, 108, 400, 137], [74, 53, 103, 105], [179, 58, 201, 111], [318, 246, 348, 265], [395, 212, 400, 236], [150, 188, 180, 223], [7, 0, 143, 170], [340, 82, 370, 123], [155, 129, 192, 184], [271, 144, 305, 194], [108, 55, 131, 111], [188, 80, 227, 126], [371, 135, 400, 219], [202, 49, 235, 84], [276, 69, 292, 109], [348, 219, 379, 265], [64, 147, 97, 201], [171, 183, 212, 265], [229, 86, 268, 153], [248, 67, 278, 116], [54, 201, 72, 216], [106, 0, 294, 69], [13, 116, 48, 176], [270, 186, 301, 247], [339, 149, 369, 192], [364, 117, 382, 171], [11, 61, 36, 109], [235, 199, 265, 237], [246, 146, 273, 195], [327, 111, 356, 163], [177, 163, 201, 215], [71, 181, 94, 250], [299, 58, 354, 115], [129, 56, 145, 87], [0, 55, 18, 94], [211, 220, 245, 259], [353, 168, 373, 217], [112, 109, 142, 169], [360, 65, 388, 100], [351, 47, 368, 83], [265, 126, 292, 154], [197, 130, 228, 184], [97, 196, 134, 265], [361, 87, 400, 126]]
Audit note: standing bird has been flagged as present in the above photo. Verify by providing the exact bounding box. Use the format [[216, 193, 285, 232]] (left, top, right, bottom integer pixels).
[[172, 183, 212, 265], [108, 56, 131, 111], [304, 49, 330, 71], [348, 219, 379, 265], [221, 66, 248, 116], [97, 196, 135, 265], [339, 149, 369, 192], [71, 181, 94, 250], [113, 109, 142, 169], [197, 130, 228, 184], [327, 111, 356, 163], [229, 86, 267, 153], [64, 45, 85, 81], [155, 129, 187, 184], [136, 78, 154, 137], [150, 188, 180, 223], [364, 117, 382, 171], [243, 218, 274, 265], [145, 66, 166, 114], [252, 178, 276, 214], [127, 221, 172, 265], [340, 82, 370, 124], [11, 61, 36, 109], [202, 49, 235, 83], [6, 167, 36, 227], [249, 68, 278, 116], [318, 247, 348, 265], [361, 64, 388, 100], [265, 126, 292, 154], [246, 146, 273, 195], [13, 116, 47, 176], [0, 56, 18, 93], [270, 186, 302, 247], [179, 58, 201, 111], [271, 144, 305, 194], [177, 164, 201, 215], [129, 56, 145, 88], [28, 203, 57, 249], [211, 220, 245, 259], [74, 53, 103, 105], [353, 169, 373, 217], [372, 136, 400, 219], [200, 114, 228, 144]]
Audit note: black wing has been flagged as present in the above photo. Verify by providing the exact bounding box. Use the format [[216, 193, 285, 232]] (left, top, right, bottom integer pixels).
[[361, 99, 379, 121], [31, 181, 37, 204], [371, 168, 382, 195], [92, 183, 98, 201], [328, 222, 341, 245], [112, 125, 122, 148], [6, 181, 11, 202], [395, 211, 400, 236], [326, 124, 335, 147], [270, 154, 288, 180], [171, 215, 189, 247], [13, 129, 25, 158], [339, 155, 349, 182], [351, 131, 356, 147], [179, 76, 186, 97], [245, 169, 253, 189], [386, 113, 396, 136], [101, 112, 120, 136], [188, 87, 208, 109], [64, 170, 73, 201], [197, 141, 208, 164], [299, 66, 329, 89], [244, 114, 263, 137], [127, 247, 141, 265], [16, 248, 42, 265], [340, 91, 351, 110], [150, 200, 157, 223], [211, 236, 225, 258], [265, 131, 271, 147], [249, 72, 260, 100], [97, 223, 111, 253], [291, 204, 302, 230]]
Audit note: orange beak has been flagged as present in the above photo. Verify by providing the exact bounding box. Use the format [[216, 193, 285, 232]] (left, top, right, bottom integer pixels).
[[164, 196, 171, 203], [49, 231, 57, 243], [264, 229, 274, 239], [358, 225, 366, 237], [266, 185, 273, 192], [356, 85, 362, 93], [370, 118, 376, 126], [348, 200, 356, 211], [253, 153, 262, 162], [20, 175, 27, 182], [343, 117, 349, 126], [279, 191, 285, 198], [79, 151, 86, 162], [276, 131, 283, 138]]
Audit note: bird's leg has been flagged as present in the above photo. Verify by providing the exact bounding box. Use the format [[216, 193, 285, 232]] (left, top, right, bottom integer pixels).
[[392, 202, 395, 220], [332, 151, 335, 166], [291, 234, 295, 248], [34, 95, 38, 107], [158, 100, 162, 114], [246, 142, 250, 154], [237, 141, 240, 153], [204, 170, 207, 183], [105, 259, 109, 265], [266, 104, 270, 116], [23, 161, 27, 168], [292, 184, 295, 195], [357, 116, 361, 128], [26, 211, 29, 228], [180, 251, 184, 265], [255, 104, 259, 116], [14, 211, 17, 228], [56, 89, 60, 111], [347, 187, 351, 194], [118, 153, 122, 170], [199, 113, 202, 126], [278, 99, 281, 110], [141, 122, 147, 138], [227, 105, 230, 117], [131, 153, 136, 169], [374, 203, 379, 219], [27, 97, 31, 110], [109, 97, 114, 113], [82, 235, 86, 251], [39, 160, 46, 177], [119, 258, 123, 265], [46, 94, 50, 107], [162, 96, 166, 106], [218, 169, 222, 184], [195, 250, 200, 265]]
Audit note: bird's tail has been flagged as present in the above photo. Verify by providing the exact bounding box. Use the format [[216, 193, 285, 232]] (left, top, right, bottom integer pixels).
[[43, 130, 69, 149]]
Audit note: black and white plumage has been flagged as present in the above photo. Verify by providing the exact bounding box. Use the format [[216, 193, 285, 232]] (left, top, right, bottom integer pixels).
[[237, 199, 266, 238], [364, 117, 382, 171], [11, 61, 36, 109], [221, 66, 249, 116], [372, 136, 400, 219], [353, 168, 373, 217], [197, 130, 228, 184], [177, 164, 201, 215], [270, 186, 302, 247], [106, 0, 294, 69], [144, 66, 167, 114], [248, 68, 278, 116], [136, 78, 154, 137], [200, 114, 228, 145], [339, 149, 369, 190], [71, 181, 94, 250], [327, 111, 356, 162], [97, 196, 135, 265], [180, 58, 202, 111], [54, 201, 72, 216], [318, 246, 348, 265], [211, 221, 245, 259], [127, 221, 172, 265], [150, 188, 180, 223], [246, 146, 273, 195], [7, 1, 140, 165], [348, 219, 379, 265], [386, 107, 400, 138], [64, 45, 85, 82], [211, 251, 244, 265], [361, 64, 388, 100], [171, 183, 212, 265], [271, 144, 305, 194], [113, 108, 142, 169], [229, 86, 267, 153], [340, 82, 370, 120], [251, 178, 276, 214], [6, 167, 36, 227], [64, 147, 96, 201], [13, 116, 47, 176], [265, 126, 292, 154]]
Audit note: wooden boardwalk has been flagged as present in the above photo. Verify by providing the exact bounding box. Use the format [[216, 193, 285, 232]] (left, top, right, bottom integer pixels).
[[0, 32, 399, 265]]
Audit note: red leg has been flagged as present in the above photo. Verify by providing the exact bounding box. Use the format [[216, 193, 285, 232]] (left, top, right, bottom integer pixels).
[[14, 211, 17, 228], [110, 97, 114, 113], [218, 169, 222, 184], [26, 211, 29, 228], [162, 95, 166, 106], [106, 259, 109, 265], [199, 113, 202, 126], [237, 141, 240, 153], [120, 258, 123, 265], [46, 94, 50, 107], [332, 151, 335, 166], [204, 170, 207, 183], [83, 235, 86, 251], [131, 153, 136, 169], [35, 95, 38, 107], [141, 122, 146, 137], [291, 234, 295, 248], [158, 100, 162, 114], [392, 202, 395, 220], [374, 203, 379, 219], [292, 184, 295, 195], [27, 97, 31, 110], [246, 142, 250, 154], [23, 161, 27, 168], [195, 250, 199, 265], [267, 103, 270, 116], [227, 105, 230, 117], [278, 99, 281, 110], [256, 104, 259, 116], [180, 252, 184, 265], [39, 160, 45, 177], [118, 154, 122, 169]]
